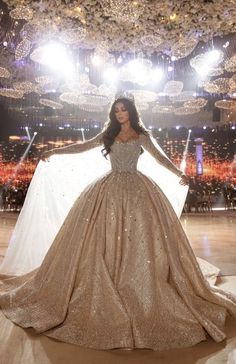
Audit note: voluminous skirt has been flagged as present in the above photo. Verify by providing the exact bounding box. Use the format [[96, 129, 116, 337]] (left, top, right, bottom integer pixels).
[[0, 171, 236, 350]]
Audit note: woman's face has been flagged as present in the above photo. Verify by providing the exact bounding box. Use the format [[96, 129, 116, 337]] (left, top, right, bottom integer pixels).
[[114, 102, 130, 124]]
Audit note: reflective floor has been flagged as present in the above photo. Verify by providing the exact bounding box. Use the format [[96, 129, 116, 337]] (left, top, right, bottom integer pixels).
[[0, 211, 236, 364]]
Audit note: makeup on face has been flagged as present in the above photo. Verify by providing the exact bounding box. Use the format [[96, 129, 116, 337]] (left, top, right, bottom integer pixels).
[[114, 102, 130, 124]]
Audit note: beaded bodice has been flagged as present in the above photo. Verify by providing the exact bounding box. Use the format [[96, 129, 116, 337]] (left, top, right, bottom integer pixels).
[[110, 139, 141, 173]]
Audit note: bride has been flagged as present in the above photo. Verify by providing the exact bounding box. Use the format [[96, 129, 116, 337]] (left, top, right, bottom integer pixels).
[[0, 96, 235, 350]]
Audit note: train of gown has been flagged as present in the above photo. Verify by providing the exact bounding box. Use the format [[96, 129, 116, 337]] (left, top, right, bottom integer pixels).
[[0, 134, 235, 350]]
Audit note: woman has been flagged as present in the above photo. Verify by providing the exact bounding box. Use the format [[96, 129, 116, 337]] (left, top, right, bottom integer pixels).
[[0, 97, 235, 351]]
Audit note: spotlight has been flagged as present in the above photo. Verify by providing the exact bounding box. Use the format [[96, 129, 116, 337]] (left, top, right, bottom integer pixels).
[[180, 159, 187, 171], [150, 68, 163, 82], [171, 55, 176, 61], [168, 66, 173, 72], [25, 126, 31, 140], [231, 125, 236, 130], [127, 59, 149, 84], [197, 67, 210, 77], [203, 126, 207, 129], [103, 66, 118, 84], [207, 49, 221, 63], [196, 49, 222, 77], [34, 132, 37, 135], [41, 42, 74, 78], [176, 125, 180, 130], [117, 56, 123, 64], [92, 55, 102, 66], [169, 13, 177, 21], [223, 41, 229, 48], [3, 41, 7, 47], [158, 127, 162, 131]]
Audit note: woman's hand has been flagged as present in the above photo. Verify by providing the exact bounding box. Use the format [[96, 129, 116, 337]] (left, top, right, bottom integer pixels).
[[179, 174, 189, 186], [41, 150, 54, 162]]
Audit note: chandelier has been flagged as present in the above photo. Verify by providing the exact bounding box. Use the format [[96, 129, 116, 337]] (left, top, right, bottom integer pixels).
[[39, 98, 63, 109], [215, 100, 236, 110], [203, 78, 230, 94], [164, 81, 183, 96]]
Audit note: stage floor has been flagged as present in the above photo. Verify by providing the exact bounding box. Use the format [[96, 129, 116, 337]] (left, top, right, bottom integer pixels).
[[0, 211, 236, 364]]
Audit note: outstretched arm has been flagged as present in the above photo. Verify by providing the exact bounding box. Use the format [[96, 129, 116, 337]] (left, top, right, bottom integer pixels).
[[140, 134, 187, 181], [41, 132, 104, 160]]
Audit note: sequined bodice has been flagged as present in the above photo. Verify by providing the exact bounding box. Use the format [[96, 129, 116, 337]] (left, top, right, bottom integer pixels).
[[110, 139, 141, 173]]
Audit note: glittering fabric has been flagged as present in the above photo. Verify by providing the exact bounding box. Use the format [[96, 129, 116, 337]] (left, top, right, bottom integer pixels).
[[0, 134, 236, 350]]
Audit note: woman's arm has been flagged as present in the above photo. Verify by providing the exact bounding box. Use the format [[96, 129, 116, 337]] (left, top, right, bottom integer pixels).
[[42, 132, 104, 160], [140, 134, 184, 178]]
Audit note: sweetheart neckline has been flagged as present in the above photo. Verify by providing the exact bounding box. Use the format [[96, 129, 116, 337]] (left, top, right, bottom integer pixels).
[[114, 136, 140, 145]]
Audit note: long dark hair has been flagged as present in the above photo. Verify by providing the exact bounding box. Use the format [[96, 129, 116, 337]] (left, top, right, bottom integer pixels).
[[101, 98, 149, 157]]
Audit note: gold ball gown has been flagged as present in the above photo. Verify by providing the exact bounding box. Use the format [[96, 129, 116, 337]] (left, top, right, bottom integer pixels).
[[0, 133, 235, 350]]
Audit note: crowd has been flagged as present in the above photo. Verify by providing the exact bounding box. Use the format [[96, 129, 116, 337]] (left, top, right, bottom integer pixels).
[[0, 181, 29, 212], [222, 182, 236, 210], [1, 175, 235, 214], [184, 177, 236, 212], [0, 126, 236, 213]]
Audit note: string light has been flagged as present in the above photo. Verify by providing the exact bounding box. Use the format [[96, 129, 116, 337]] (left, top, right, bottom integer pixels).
[[169, 13, 177, 21]]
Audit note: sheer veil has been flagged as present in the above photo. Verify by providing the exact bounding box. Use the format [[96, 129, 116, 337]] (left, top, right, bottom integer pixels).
[[0, 135, 193, 276]]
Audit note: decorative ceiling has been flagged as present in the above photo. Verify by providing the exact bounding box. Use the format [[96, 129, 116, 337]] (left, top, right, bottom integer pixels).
[[0, 0, 236, 127], [2, 0, 236, 53]]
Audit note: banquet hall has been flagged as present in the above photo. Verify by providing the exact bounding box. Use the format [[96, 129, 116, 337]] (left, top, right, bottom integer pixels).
[[0, 1, 236, 363]]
